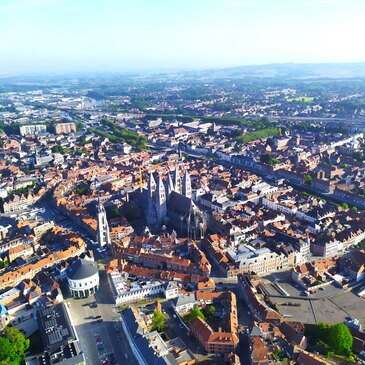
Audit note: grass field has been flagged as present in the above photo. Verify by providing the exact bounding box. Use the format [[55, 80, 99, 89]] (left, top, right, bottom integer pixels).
[[287, 96, 314, 103]]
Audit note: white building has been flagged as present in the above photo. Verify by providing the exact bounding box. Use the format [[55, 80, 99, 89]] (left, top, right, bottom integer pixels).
[[109, 273, 179, 304], [227, 245, 289, 275], [66, 259, 99, 299], [109, 273, 164, 304], [171, 293, 198, 314], [163, 281, 179, 299], [19, 124, 47, 136]]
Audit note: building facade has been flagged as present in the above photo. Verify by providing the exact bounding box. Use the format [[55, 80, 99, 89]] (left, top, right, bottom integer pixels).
[[19, 124, 47, 136], [55, 122, 76, 134]]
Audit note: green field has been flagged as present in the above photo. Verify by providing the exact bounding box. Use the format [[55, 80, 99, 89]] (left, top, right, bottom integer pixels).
[[287, 96, 314, 103]]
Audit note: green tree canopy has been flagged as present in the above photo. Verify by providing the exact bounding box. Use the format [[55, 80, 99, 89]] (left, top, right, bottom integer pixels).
[[105, 206, 120, 220], [0, 326, 30, 365], [328, 323, 353, 355], [203, 305, 216, 319], [260, 154, 280, 166], [306, 322, 353, 356], [341, 202, 349, 210], [151, 310, 165, 332], [183, 308, 205, 323], [304, 174, 313, 184]]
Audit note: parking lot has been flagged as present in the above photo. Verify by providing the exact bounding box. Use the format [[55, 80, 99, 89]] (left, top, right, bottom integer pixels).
[[270, 290, 365, 325], [262, 269, 365, 326], [67, 299, 116, 365], [67, 269, 137, 365], [262, 271, 346, 299]]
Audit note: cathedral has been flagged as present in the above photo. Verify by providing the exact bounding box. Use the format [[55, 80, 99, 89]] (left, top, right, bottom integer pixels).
[[145, 164, 206, 239]]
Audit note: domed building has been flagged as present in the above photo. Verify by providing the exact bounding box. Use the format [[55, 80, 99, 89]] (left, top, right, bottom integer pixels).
[[66, 259, 99, 298]]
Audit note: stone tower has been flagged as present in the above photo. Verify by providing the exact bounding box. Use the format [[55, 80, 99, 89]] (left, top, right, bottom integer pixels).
[[148, 172, 156, 199], [156, 173, 167, 224], [166, 172, 174, 196], [174, 163, 182, 194], [182, 170, 192, 198], [96, 197, 111, 247]]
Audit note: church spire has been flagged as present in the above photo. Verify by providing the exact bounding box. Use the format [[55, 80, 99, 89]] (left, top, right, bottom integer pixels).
[[156, 173, 167, 224], [182, 169, 192, 198], [174, 162, 181, 194], [148, 172, 156, 199], [166, 172, 174, 195]]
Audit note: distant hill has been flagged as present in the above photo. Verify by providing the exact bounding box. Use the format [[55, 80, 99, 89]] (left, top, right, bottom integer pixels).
[[195, 62, 365, 80]]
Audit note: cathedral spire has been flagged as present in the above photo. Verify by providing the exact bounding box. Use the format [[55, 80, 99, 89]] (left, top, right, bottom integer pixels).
[[156, 173, 167, 225], [182, 169, 192, 198], [148, 172, 156, 199], [174, 162, 181, 194], [166, 172, 174, 195]]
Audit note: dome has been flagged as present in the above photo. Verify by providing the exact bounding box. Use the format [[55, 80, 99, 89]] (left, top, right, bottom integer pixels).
[[66, 259, 98, 280]]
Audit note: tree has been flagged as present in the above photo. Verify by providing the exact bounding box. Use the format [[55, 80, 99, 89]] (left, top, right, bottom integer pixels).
[[352, 151, 363, 161], [0, 326, 30, 364], [75, 187, 87, 196], [341, 202, 349, 210], [183, 308, 205, 323], [151, 310, 165, 332], [304, 174, 313, 184], [0, 259, 9, 269], [307, 322, 354, 356], [203, 305, 216, 319], [328, 323, 353, 355], [260, 154, 280, 166], [105, 207, 120, 220]]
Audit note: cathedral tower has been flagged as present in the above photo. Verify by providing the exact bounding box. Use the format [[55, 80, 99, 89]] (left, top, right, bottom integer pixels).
[[174, 163, 182, 194], [156, 173, 167, 224], [96, 197, 111, 247], [148, 172, 156, 199], [166, 172, 174, 196], [182, 170, 192, 198]]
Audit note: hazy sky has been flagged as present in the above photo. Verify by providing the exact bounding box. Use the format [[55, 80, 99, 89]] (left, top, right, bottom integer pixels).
[[1, 0, 365, 74]]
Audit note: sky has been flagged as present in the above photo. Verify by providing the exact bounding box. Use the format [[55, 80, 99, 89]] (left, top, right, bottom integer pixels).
[[0, 0, 365, 74]]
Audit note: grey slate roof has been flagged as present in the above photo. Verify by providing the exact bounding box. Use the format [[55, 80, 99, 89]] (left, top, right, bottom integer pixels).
[[168, 191, 192, 217], [122, 308, 167, 365], [171, 293, 197, 308], [66, 259, 98, 280]]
